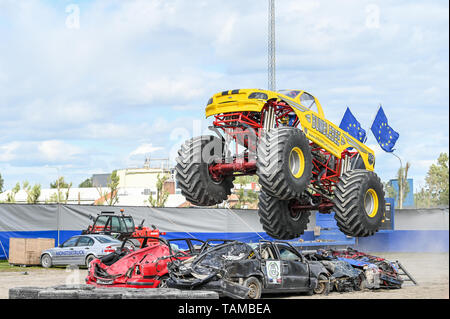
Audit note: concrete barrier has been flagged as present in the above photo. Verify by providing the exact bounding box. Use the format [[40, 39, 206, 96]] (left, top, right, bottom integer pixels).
[[8, 285, 220, 299]]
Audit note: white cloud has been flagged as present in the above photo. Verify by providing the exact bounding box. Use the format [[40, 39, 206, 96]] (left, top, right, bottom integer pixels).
[[37, 140, 83, 162], [0, 140, 84, 166], [0, 142, 21, 162], [0, 0, 448, 190], [130, 143, 162, 157]]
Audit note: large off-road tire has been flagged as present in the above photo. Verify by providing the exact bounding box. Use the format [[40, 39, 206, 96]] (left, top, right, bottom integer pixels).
[[175, 135, 234, 206], [257, 127, 312, 200], [333, 169, 385, 237], [258, 191, 311, 240]]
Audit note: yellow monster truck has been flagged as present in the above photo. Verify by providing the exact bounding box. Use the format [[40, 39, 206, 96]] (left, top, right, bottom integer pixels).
[[175, 89, 385, 239]]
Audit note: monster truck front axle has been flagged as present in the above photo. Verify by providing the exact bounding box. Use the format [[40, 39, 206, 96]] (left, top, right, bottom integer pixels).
[[208, 159, 257, 181]]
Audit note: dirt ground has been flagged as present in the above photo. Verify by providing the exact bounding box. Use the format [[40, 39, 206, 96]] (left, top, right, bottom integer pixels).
[[0, 252, 448, 299]]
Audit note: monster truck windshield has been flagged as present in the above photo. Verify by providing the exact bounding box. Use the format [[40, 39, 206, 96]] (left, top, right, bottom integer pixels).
[[277, 89, 301, 99], [299, 91, 318, 113]]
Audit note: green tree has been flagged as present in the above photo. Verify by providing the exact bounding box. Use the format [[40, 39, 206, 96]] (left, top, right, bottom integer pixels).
[[0, 173, 4, 193], [233, 188, 258, 209], [232, 176, 259, 209], [397, 162, 411, 209], [23, 181, 41, 204], [47, 181, 72, 204], [384, 181, 397, 199], [79, 178, 93, 188], [415, 153, 449, 207], [50, 176, 71, 189], [384, 163, 411, 208], [6, 182, 20, 203], [426, 153, 449, 205], [147, 173, 170, 208], [96, 170, 120, 206], [414, 188, 433, 208]]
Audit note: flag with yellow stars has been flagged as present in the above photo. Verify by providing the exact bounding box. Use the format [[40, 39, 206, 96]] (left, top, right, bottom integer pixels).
[[370, 106, 399, 152], [339, 107, 367, 143]]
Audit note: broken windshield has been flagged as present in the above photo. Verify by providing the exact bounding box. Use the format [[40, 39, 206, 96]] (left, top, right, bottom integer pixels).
[[192, 242, 255, 275]]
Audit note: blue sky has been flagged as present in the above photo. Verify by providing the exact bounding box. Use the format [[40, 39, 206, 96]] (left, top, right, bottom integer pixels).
[[0, 0, 448, 191]]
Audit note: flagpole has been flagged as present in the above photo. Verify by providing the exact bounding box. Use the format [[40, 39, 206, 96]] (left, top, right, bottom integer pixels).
[[370, 104, 382, 129], [391, 152, 403, 209]]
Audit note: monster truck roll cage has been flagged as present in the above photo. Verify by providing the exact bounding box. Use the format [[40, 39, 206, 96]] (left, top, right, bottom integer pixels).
[[208, 99, 359, 213]]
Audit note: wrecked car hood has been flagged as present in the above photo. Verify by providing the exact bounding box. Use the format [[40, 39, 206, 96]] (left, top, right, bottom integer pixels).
[[167, 242, 255, 299]]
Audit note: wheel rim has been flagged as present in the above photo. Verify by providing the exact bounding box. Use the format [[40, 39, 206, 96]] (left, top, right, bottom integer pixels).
[[364, 188, 379, 218], [289, 147, 305, 178], [42, 255, 50, 267], [247, 282, 258, 299], [314, 282, 326, 294]]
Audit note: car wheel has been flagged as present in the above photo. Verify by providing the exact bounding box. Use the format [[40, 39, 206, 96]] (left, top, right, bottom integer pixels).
[[243, 277, 262, 299], [314, 274, 329, 295], [41, 254, 52, 268], [85, 255, 96, 268], [157, 275, 169, 288]]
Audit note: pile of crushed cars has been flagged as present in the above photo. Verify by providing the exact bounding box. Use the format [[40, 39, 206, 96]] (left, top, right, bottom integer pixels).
[[303, 247, 404, 293], [85, 237, 404, 299]]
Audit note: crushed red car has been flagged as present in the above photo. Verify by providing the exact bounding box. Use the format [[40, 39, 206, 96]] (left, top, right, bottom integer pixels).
[[85, 237, 232, 289]]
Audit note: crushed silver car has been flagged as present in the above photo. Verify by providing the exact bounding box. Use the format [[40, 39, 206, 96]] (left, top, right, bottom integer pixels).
[[40, 235, 123, 268]]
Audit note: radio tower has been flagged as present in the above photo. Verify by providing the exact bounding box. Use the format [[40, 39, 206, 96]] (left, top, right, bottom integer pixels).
[[268, 0, 276, 91]]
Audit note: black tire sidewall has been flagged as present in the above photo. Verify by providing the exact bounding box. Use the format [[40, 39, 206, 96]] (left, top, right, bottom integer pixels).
[[357, 172, 385, 230], [198, 161, 234, 195], [279, 199, 311, 238], [280, 130, 312, 191], [258, 191, 310, 240], [197, 136, 234, 197], [176, 135, 234, 206]]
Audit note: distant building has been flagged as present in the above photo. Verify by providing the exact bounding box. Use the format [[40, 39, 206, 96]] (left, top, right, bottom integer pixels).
[[116, 167, 172, 189], [92, 174, 111, 187], [0, 158, 259, 208]]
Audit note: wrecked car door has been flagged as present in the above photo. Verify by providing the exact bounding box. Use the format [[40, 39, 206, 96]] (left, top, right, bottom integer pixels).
[[258, 242, 283, 290], [274, 243, 310, 291]]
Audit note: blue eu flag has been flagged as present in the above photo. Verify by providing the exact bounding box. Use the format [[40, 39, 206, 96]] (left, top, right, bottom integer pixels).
[[339, 107, 367, 142], [370, 106, 399, 152]]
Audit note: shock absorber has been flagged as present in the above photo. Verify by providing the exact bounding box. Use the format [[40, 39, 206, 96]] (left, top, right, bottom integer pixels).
[[263, 104, 276, 131]]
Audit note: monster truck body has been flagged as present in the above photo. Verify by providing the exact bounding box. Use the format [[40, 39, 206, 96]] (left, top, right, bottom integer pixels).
[[176, 89, 385, 239]]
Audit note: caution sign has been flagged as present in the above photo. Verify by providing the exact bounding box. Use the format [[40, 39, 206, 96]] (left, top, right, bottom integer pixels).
[[266, 261, 281, 284]]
